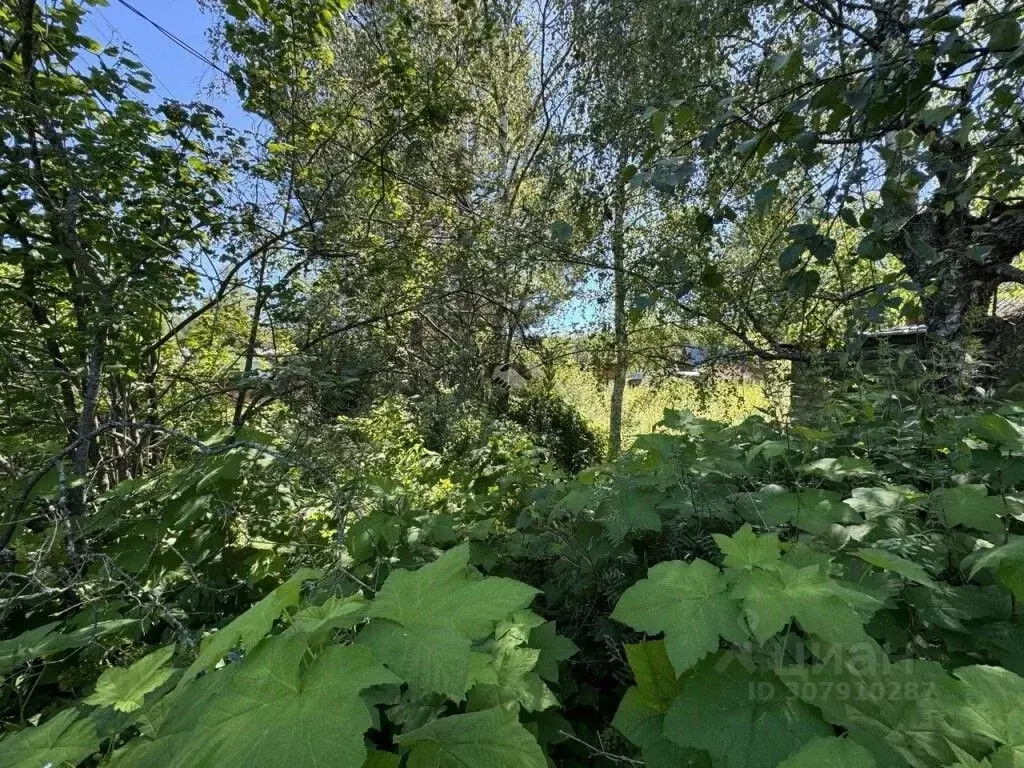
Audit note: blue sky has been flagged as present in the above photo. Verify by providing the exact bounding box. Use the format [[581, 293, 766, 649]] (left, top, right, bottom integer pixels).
[[82, 0, 249, 128]]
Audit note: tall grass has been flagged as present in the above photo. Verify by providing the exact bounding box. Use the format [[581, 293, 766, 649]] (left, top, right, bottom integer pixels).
[[551, 362, 776, 448]]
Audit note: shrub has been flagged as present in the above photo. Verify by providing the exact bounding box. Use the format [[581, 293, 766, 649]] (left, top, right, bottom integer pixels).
[[505, 388, 604, 473]]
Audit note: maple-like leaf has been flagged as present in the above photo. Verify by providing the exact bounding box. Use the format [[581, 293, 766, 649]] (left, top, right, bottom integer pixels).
[[360, 544, 538, 699], [85, 646, 176, 713], [611, 559, 745, 675]]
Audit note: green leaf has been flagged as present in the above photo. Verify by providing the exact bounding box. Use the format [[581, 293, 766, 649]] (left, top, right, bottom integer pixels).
[[845, 487, 921, 519], [919, 105, 957, 126], [948, 665, 1024, 747], [801, 456, 879, 482], [528, 621, 578, 682], [747, 439, 792, 462], [611, 559, 744, 674], [786, 269, 820, 297], [642, 738, 712, 768], [470, 612, 559, 713], [738, 486, 854, 535], [601, 485, 663, 541], [731, 562, 881, 646], [85, 646, 176, 713], [398, 708, 547, 768], [625, 640, 678, 706], [0, 708, 100, 768], [779, 243, 805, 271], [361, 544, 538, 699], [663, 652, 830, 768], [181, 568, 317, 685], [614, 688, 670, 751], [933, 485, 1005, 534], [113, 635, 398, 767], [290, 595, 366, 636], [467, 643, 558, 713], [652, 110, 667, 137], [987, 17, 1022, 52], [969, 538, 1024, 601], [854, 548, 937, 588], [777, 654, 960, 767], [777, 736, 877, 767], [496, 610, 546, 650], [359, 621, 471, 701], [971, 415, 1024, 450], [714, 524, 783, 571], [363, 751, 400, 768], [0, 619, 138, 674], [840, 208, 860, 228], [612, 641, 679, 749]]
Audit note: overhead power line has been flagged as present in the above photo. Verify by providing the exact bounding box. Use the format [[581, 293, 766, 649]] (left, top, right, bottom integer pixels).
[[112, 0, 232, 79]]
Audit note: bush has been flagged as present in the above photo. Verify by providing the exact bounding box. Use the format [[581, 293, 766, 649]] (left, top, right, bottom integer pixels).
[[505, 388, 604, 473], [8, 390, 1024, 768]]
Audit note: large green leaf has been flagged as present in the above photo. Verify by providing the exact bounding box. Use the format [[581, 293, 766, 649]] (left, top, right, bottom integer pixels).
[[714, 524, 782, 571], [358, 621, 470, 701], [738, 486, 854, 535], [969, 538, 1024, 601], [947, 666, 1024, 748], [467, 611, 560, 712], [800, 457, 879, 482], [662, 652, 830, 768], [845, 486, 922, 519], [777, 736, 877, 767], [642, 737, 712, 768], [601, 486, 663, 541], [612, 641, 679, 749], [855, 548, 937, 588], [528, 621, 578, 682], [85, 646, 176, 713], [363, 751, 401, 768], [397, 708, 547, 768], [290, 595, 366, 637], [777, 654, 962, 767], [467, 643, 558, 713], [611, 559, 744, 675], [113, 634, 398, 767], [933, 485, 1005, 534], [181, 568, 317, 685], [970, 414, 1024, 450], [730, 561, 880, 645], [0, 708, 100, 768], [360, 544, 538, 699]]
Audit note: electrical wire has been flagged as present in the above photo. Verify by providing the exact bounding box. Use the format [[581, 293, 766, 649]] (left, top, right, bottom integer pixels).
[[112, 0, 232, 79]]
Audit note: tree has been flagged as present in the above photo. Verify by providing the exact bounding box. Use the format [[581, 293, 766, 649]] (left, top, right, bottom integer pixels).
[[0, 0, 234, 554], [646, 0, 1024, 381], [556, 0, 749, 456], [213, 0, 581, 415]]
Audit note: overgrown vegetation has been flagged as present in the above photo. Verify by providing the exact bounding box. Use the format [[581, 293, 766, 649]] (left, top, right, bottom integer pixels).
[[3, 0, 1024, 766]]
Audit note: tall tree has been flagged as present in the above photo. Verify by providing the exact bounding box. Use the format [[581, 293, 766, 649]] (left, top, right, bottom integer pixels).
[[558, 0, 746, 455]]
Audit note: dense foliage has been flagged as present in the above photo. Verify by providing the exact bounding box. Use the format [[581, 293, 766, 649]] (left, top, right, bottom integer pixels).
[[3, 0, 1024, 766]]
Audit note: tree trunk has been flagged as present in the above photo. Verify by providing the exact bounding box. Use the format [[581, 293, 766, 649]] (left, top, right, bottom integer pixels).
[[608, 182, 628, 460], [234, 253, 268, 427]]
